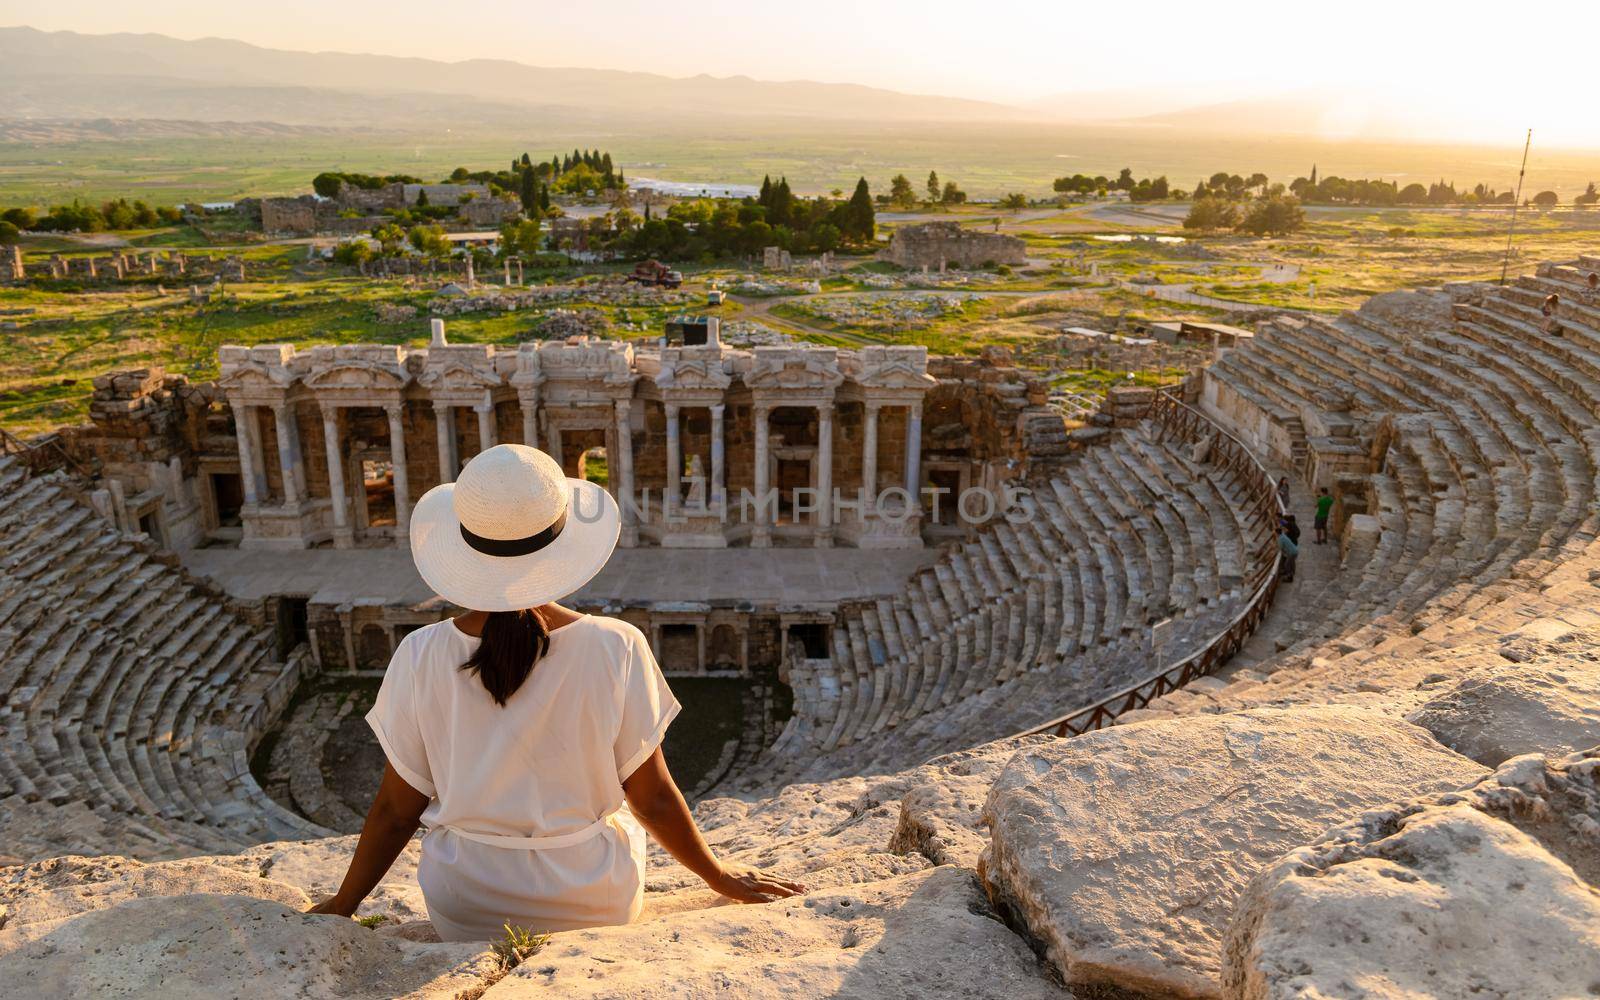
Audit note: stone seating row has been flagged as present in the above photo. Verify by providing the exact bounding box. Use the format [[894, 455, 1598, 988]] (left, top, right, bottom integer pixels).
[[1187, 262, 1600, 710], [733, 422, 1267, 789], [0, 458, 326, 863]]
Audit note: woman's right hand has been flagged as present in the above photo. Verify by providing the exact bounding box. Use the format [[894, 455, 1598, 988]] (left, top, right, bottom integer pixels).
[[708, 863, 806, 903]]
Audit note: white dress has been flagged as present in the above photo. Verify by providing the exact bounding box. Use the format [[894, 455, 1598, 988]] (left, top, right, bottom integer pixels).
[[366, 614, 681, 941]]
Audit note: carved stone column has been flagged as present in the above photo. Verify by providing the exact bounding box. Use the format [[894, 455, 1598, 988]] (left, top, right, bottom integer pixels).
[[433, 402, 457, 483], [231, 403, 260, 506], [862, 402, 880, 507], [475, 400, 497, 452], [243, 405, 270, 503], [386, 403, 410, 538], [710, 403, 726, 514], [321, 405, 352, 548], [614, 398, 637, 547], [271, 402, 301, 506], [520, 393, 538, 448], [546, 423, 564, 474], [904, 402, 923, 510], [752, 404, 771, 548], [664, 402, 681, 514], [815, 403, 834, 547]]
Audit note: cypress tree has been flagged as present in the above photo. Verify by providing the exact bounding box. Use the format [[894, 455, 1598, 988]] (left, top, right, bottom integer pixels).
[[845, 177, 874, 241], [519, 168, 538, 214], [759, 175, 773, 207]]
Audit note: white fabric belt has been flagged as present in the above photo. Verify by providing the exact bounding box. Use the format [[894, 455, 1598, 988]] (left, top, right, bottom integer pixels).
[[440, 810, 620, 851]]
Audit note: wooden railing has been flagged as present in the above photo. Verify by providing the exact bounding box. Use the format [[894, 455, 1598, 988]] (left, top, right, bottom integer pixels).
[[1019, 389, 1284, 739], [0, 426, 93, 480]]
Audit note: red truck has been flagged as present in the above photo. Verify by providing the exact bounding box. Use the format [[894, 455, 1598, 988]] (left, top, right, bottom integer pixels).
[[628, 259, 683, 289]]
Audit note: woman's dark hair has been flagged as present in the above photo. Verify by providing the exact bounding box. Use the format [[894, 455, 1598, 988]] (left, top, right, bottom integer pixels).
[[461, 609, 549, 706]]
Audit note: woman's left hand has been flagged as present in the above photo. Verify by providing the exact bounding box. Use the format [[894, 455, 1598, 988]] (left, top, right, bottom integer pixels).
[[307, 895, 357, 918]]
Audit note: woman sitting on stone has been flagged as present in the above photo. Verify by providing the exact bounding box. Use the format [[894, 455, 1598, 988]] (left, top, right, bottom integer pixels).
[[309, 445, 804, 940]]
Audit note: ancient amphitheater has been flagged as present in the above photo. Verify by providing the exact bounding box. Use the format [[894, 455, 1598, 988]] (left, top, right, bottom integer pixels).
[[2, 259, 1599, 998]]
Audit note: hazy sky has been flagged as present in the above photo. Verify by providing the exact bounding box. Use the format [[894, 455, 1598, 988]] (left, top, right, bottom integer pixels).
[[4, 0, 1597, 145]]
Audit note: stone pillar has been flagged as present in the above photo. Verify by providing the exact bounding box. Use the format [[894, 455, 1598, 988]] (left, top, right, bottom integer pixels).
[[271, 402, 301, 506], [547, 423, 564, 474], [476, 401, 497, 452], [904, 402, 923, 510], [520, 396, 538, 447], [231, 403, 260, 506], [387, 403, 411, 538], [862, 402, 880, 507], [815, 403, 834, 547], [433, 403, 457, 482], [243, 405, 270, 503], [615, 399, 637, 547], [664, 403, 681, 513], [321, 406, 352, 548], [752, 404, 771, 548], [710, 403, 726, 513]]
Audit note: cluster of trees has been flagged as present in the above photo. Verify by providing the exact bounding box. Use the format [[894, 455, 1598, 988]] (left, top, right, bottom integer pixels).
[[311, 172, 422, 198], [1183, 195, 1306, 236], [1054, 168, 1182, 203], [0, 199, 183, 237], [881, 171, 967, 209], [1054, 164, 1598, 212], [600, 177, 875, 259]]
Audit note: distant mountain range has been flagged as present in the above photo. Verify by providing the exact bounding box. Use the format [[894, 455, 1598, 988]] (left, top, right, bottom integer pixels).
[[0, 26, 1027, 126], [0, 26, 1581, 149]]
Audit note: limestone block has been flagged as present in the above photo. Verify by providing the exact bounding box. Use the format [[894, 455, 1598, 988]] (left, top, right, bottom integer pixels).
[[980, 706, 1487, 999], [1223, 749, 1600, 1000], [0, 894, 493, 999], [483, 867, 1061, 999], [888, 736, 1053, 866], [1407, 652, 1600, 766]]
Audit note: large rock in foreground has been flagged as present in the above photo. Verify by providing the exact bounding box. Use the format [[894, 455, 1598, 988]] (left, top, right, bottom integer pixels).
[[1407, 655, 1600, 766], [980, 706, 1487, 999], [1224, 748, 1600, 999], [483, 866, 1061, 999], [0, 876, 493, 1000]]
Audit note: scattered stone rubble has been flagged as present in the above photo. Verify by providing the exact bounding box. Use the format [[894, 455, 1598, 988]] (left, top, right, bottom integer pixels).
[[782, 291, 983, 330], [727, 274, 822, 296], [429, 282, 689, 315]]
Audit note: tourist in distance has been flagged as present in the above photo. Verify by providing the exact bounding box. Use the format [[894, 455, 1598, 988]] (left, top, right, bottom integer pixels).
[[1278, 523, 1299, 583], [308, 444, 804, 940], [1276, 476, 1291, 509], [1542, 293, 1564, 337], [1584, 272, 1600, 306], [1314, 487, 1334, 545], [1285, 514, 1302, 547]]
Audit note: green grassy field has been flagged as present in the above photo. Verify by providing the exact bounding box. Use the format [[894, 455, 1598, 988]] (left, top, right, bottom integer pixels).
[[5, 187, 1598, 439], [4, 122, 1597, 208]]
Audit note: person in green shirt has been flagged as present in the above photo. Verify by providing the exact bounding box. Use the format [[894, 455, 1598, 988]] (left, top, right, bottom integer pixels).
[[1314, 487, 1335, 544]]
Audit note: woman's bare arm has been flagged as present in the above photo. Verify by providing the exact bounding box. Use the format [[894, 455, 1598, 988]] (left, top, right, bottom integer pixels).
[[623, 748, 805, 903], [308, 763, 429, 917]]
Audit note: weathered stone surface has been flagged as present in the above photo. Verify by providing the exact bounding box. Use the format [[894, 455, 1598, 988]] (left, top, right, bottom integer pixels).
[[1224, 749, 1600, 999], [980, 706, 1487, 999], [0, 894, 494, 999], [483, 867, 1061, 999], [1407, 656, 1600, 766], [888, 736, 1050, 866], [652, 737, 1046, 897], [0, 854, 307, 940]]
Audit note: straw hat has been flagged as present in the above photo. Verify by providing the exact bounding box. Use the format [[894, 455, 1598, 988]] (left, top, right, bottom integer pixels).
[[410, 444, 619, 612]]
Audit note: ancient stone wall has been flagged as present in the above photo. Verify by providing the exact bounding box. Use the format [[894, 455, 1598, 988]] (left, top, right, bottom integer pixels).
[[879, 222, 1027, 270], [260, 197, 318, 236]]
